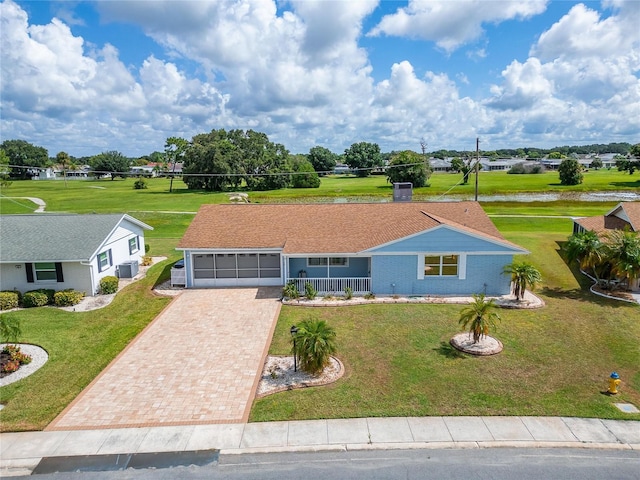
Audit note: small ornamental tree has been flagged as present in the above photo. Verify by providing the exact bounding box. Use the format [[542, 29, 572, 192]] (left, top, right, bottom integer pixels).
[[291, 318, 337, 375], [0, 315, 21, 344], [458, 294, 501, 344], [558, 158, 583, 185]]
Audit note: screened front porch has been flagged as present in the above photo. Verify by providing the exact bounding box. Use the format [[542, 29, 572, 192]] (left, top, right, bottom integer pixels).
[[286, 255, 371, 294]]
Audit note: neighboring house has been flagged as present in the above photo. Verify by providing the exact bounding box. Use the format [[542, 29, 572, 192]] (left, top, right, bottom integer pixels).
[[0, 214, 152, 296], [573, 202, 640, 235], [176, 202, 528, 296], [572, 201, 640, 291]]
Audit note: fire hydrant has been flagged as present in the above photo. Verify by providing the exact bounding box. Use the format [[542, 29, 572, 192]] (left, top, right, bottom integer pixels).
[[607, 372, 621, 395]]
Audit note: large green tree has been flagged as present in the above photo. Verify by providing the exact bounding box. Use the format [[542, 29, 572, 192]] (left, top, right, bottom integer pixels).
[[289, 155, 320, 188], [89, 151, 130, 180], [343, 142, 382, 177], [0, 139, 48, 179], [182, 129, 290, 191], [558, 158, 583, 185], [386, 150, 431, 187], [616, 143, 640, 174], [183, 133, 238, 191], [307, 146, 338, 174]]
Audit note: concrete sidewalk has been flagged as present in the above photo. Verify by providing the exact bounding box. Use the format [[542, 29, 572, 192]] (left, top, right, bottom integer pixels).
[[2, 416, 638, 476]]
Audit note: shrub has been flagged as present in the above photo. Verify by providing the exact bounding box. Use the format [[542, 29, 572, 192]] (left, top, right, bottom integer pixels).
[[282, 281, 299, 299], [100, 275, 119, 294], [22, 291, 50, 308], [3, 345, 32, 365], [304, 281, 317, 300], [54, 289, 85, 307], [508, 163, 525, 174], [344, 286, 353, 300], [133, 178, 148, 189], [1, 360, 20, 374], [0, 291, 20, 310], [364, 292, 376, 300], [145, 243, 150, 254], [25, 289, 55, 304], [141, 255, 153, 266]]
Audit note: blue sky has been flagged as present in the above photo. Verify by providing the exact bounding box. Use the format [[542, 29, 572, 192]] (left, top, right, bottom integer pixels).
[[1, 0, 638, 157]]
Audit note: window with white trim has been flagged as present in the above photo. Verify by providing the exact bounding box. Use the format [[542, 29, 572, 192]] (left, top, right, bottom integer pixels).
[[424, 255, 458, 276], [129, 236, 139, 254], [98, 250, 112, 272], [35, 262, 57, 281], [307, 257, 348, 267]]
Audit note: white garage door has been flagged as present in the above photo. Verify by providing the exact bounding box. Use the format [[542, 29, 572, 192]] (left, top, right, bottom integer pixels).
[[192, 253, 281, 287]]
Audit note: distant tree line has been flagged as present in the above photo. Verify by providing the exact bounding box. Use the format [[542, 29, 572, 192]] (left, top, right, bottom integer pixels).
[[1, 137, 638, 191]]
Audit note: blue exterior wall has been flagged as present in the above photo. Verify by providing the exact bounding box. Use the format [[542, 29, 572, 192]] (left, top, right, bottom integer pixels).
[[368, 227, 517, 254], [288, 257, 369, 278], [370, 254, 513, 296]]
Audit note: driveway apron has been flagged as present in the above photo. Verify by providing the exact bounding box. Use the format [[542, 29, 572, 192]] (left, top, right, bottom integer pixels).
[[47, 288, 281, 430]]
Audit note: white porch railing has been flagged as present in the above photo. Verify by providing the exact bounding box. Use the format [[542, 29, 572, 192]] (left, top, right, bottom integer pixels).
[[286, 277, 371, 294]]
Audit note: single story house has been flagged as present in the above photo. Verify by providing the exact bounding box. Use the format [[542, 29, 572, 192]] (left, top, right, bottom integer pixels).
[[0, 214, 152, 296], [176, 202, 528, 296], [573, 201, 640, 235], [572, 201, 640, 291]]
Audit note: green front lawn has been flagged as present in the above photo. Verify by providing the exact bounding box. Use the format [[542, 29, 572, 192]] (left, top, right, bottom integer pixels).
[[0, 262, 173, 432], [250, 217, 640, 422]]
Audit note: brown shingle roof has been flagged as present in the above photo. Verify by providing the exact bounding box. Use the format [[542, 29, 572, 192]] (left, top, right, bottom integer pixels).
[[177, 202, 524, 254], [575, 201, 640, 234]]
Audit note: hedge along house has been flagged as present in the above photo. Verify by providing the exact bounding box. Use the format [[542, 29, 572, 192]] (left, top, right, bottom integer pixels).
[[176, 202, 528, 296], [0, 214, 152, 296]]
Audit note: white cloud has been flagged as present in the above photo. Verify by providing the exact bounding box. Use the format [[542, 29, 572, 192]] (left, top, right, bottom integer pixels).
[[368, 0, 548, 52], [1, 0, 638, 157], [485, 1, 640, 145]]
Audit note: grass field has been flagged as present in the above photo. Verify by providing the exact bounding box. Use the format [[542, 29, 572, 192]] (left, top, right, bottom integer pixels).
[[0, 176, 638, 431]]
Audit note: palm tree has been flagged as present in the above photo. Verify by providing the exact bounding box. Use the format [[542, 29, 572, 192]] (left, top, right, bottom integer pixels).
[[291, 318, 337, 375], [503, 262, 542, 300], [458, 294, 501, 344], [563, 230, 607, 280], [605, 229, 640, 289]]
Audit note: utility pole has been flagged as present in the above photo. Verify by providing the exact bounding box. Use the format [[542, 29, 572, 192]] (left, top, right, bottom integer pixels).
[[475, 137, 480, 201]]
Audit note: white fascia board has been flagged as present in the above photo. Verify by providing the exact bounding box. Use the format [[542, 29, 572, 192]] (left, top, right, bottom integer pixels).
[[181, 247, 283, 253], [368, 250, 526, 256]]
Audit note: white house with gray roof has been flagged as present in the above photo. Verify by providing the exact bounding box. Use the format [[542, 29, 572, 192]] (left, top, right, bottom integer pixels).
[[0, 214, 152, 296]]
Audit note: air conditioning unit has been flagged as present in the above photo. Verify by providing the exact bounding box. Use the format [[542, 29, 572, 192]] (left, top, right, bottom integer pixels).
[[393, 182, 413, 202], [117, 261, 139, 278]]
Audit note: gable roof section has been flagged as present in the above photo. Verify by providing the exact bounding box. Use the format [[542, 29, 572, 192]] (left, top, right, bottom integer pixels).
[[575, 202, 640, 234], [606, 202, 640, 231], [0, 214, 152, 262], [177, 202, 525, 254]]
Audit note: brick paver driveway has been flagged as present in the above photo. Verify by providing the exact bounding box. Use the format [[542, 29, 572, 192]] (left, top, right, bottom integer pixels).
[[47, 288, 281, 430]]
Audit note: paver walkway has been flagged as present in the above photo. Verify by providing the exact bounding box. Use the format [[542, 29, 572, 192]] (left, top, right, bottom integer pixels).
[[47, 288, 281, 430]]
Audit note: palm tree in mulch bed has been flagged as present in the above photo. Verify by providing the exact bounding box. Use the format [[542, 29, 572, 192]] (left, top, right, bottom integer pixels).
[[291, 318, 337, 375], [503, 261, 542, 301], [457, 294, 501, 345]]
